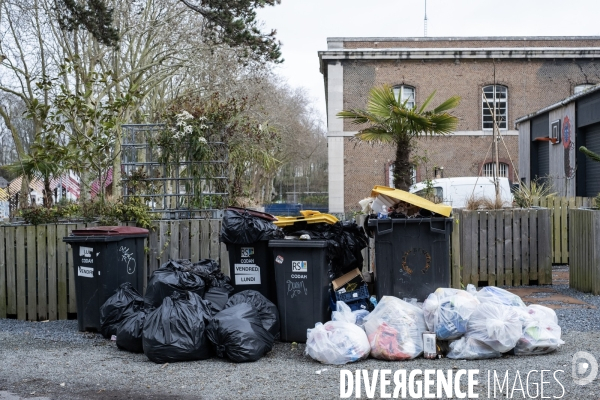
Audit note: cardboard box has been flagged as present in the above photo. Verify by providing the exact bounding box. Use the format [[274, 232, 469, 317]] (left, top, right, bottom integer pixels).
[[332, 268, 364, 293]]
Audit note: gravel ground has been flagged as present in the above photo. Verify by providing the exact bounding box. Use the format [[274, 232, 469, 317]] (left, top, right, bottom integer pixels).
[[2, 276, 600, 399]]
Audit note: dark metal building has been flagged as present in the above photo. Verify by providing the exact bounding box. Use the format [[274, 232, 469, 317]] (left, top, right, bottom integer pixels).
[[516, 86, 600, 197]]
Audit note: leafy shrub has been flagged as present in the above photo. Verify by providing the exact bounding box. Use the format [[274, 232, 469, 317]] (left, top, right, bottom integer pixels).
[[20, 198, 154, 228], [512, 180, 556, 209]]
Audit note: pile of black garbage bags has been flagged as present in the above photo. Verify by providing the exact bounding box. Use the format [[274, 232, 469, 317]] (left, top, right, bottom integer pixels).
[[282, 220, 368, 277], [99, 259, 280, 364], [220, 208, 369, 278]]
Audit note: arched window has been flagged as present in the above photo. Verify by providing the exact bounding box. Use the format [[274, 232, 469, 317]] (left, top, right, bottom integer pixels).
[[483, 162, 508, 178], [392, 85, 415, 108], [574, 84, 595, 94], [482, 85, 508, 130]]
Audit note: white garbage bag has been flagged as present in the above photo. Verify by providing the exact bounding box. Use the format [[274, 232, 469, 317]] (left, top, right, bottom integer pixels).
[[514, 303, 559, 329], [524, 304, 558, 324], [447, 336, 502, 360], [363, 296, 427, 360], [332, 301, 370, 326], [466, 303, 522, 353], [514, 320, 564, 356], [423, 288, 480, 340], [466, 284, 477, 295], [475, 286, 526, 308], [305, 321, 370, 365]]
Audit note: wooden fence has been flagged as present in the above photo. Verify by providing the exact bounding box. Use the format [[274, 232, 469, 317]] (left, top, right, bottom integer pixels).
[[531, 196, 594, 264], [451, 208, 552, 287], [569, 208, 600, 294], [0, 220, 228, 321]]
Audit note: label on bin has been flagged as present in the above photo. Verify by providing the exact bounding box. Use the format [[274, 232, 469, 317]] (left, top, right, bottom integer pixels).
[[292, 261, 307, 272], [234, 264, 261, 285], [78, 266, 94, 278], [79, 246, 93, 258], [240, 247, 254, 258]]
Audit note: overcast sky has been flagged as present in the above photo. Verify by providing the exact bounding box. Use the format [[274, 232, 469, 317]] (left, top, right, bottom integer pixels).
[[257, 0, 600, 126]]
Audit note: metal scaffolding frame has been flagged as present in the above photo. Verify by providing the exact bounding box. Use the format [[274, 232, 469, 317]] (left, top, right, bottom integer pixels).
[[121, 124, 228, 219]]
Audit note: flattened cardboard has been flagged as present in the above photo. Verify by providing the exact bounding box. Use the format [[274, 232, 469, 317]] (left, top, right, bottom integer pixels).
[[332, 268, 364, 292]]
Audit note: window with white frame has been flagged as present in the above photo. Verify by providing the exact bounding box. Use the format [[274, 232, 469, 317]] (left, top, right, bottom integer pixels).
[[392, 85, 415, 108], [482, 85, 508, 130], [483, 162, 508, 178], [388, 164, 417, 187]]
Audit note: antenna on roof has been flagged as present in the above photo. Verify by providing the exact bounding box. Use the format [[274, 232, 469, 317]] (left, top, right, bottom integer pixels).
[[424, 0, 428, 37]]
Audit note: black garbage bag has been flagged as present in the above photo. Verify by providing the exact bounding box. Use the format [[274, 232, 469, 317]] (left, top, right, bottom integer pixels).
[[225, 290, 280, 337], [204, 287, 230, 314], [144, 260, 206, 308], [143, 292, 213, 363], [220, 209, 284, 245], [207, 303, 274, 363], [99, 282, 144, 339], [191, 259, 234, 293], [116, 307, 152, 353], [283, 221, 369, 277]]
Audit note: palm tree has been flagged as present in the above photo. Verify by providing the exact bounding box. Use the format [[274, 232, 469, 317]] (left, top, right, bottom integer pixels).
[[337, 85, 460, 191]]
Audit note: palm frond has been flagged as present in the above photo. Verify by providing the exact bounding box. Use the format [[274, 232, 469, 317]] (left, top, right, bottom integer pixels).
[[337, 84, 460, 144], [337, 109, 386, 126], [433, 96, 461, 113], [366, 85, 397, 117], [418, 91, 436, 113], [355, 129, 396, 144], [428, 113, 460, 134]]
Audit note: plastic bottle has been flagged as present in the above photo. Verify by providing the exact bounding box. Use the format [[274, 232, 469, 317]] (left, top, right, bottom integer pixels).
[[370, 296, 378, 308]]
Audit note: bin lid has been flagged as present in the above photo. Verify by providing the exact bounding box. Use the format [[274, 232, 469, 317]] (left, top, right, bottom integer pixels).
[[370, 185, 452, 217], [273, 210, 339, 227], [268, 239, 329, 248], [70, 226, 149, 236], [226, 206, 278, 221]]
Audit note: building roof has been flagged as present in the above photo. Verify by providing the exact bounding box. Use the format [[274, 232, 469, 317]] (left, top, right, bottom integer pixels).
[[327, 36, 600, 43], [515, 84, 600, 124], [319, 36, 600, 73]]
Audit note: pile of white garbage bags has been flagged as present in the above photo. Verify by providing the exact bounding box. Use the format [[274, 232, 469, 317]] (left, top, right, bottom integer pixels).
[[306, 285, 564, 364], [305, 301, 371, 365], [423, 288, 479, 340], [446, 285, 563, 359], [362, 296, 427, 360]]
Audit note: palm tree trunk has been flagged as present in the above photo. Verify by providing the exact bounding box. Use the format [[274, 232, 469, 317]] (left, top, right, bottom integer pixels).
[[393, 137, 413, 191]]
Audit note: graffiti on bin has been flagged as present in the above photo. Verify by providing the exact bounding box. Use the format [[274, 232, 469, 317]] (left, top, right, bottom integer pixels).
[[119, 246, 136, 274], [401, 247, 431, 275], [287, 280, 308, 298]]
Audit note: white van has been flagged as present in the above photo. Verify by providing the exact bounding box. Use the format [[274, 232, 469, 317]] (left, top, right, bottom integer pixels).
[[409, 177, 513, 208]]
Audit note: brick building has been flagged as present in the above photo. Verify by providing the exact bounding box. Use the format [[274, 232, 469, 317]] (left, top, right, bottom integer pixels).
[[318, 37, 600, 213]]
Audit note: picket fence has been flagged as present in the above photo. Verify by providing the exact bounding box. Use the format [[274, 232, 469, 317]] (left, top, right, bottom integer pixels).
[[531, 196, 594, 264], [0, 220, 228, 321], [569, 208, 600, 294], [451, 208, 552, 288], [1, 196, 596, 321]]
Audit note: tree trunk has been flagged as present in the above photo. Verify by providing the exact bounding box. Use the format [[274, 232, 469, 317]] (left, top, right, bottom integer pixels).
[[393, 136, 413, 191], [43, 176, 53, 208]]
